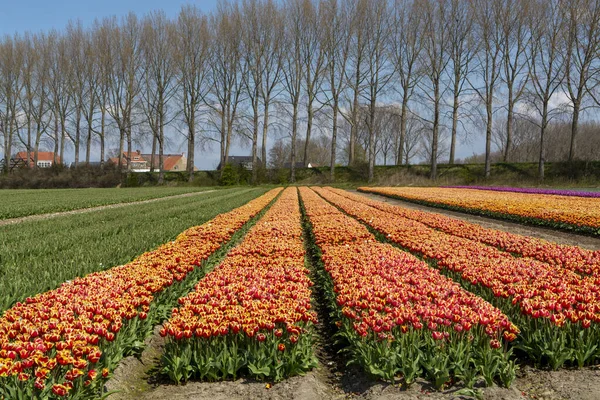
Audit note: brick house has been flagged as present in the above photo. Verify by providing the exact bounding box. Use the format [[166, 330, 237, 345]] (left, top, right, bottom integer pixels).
[[108, 150, 195, 172], [15, 151, 60, 168]]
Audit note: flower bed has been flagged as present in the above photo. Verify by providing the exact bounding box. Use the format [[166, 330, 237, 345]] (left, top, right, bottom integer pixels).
[[300, 187, 517, 389], [358, 186, 600, 235], [0, 188, 281, 399], [316, 187, 600, 370], [160, 188, 317, 383], [331, 188, 600, 276], [445, 185, 600, 199]]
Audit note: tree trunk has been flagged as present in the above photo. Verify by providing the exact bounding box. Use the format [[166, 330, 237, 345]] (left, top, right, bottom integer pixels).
[[261, 95, 270, 168], [117, 127, 124, 170], [330, 99, 338, 182], [303, 100, 313, 166], [100, 109, 106, 168], [449, 89, 459, 164], [158, 104, 165, 184], [251, 101, 259, 184], [484, 96, 493, 179], [53, 112, 59, 165], [26, 118, 32, 169], [188, 112, 195, 182], [349, 84, 359, 166], [431, 81, 440, 180], [60, 115, 66, 166], [568, 100, 580, 162], [150, 127, 157, 172], [397, 93, 408, 165], [504, 86, 514, 162], [220, 109, 226, 169], [290, 101, 298, 183], [74, 108, 81, 168], [539, 102, 548, 181], [368, 101, 376, 183]]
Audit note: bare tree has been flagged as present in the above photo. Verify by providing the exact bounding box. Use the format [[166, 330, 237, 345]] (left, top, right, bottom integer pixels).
[[447, 0, 476, 164], [66, 21, 88, 168], [321, 0, 352, 180], [210, 2, 245, 174], [106, 13, 142, 172], [527, 0, 566, 180], [242, 0, 283, 183], [345, 0, 369, 166], [362, 0, 394, 182], [174, 5, 211, 181], [29, 33, 52, 168], [141, 11, 179, 183], [419, 0, 451, 180], [0, 34, 23, 172], [48, 32, 72, 166], [499, 0, 531, 161], [391, 0, 425, 166], [301, 0, 326, 166], [566, 0, 600, 162], [282, 0, 305, 182], [470, 0, 503, 179], [93, 18, 114, 167]]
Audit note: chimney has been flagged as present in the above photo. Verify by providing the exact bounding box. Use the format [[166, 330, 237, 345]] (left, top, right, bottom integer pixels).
[[136, 150, 141, 155]]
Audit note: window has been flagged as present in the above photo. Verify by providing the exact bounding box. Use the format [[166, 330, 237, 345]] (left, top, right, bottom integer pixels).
[[37, 161, 51, 168]]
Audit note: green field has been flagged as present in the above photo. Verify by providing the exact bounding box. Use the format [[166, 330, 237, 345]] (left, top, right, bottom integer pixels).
[[0, 186, 218, 220], [0, 187, 266, 312]]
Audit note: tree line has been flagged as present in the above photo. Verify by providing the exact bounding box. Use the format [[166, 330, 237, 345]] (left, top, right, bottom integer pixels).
[[1, 0, 599, 182]]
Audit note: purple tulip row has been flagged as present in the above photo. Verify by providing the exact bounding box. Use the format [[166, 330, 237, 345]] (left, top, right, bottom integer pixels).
[[445, 185, 600, 198]]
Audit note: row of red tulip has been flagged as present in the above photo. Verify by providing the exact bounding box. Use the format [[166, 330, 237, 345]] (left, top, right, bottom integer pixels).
[[315, 187, 600, 369], [334, 189, 600, 276], [0, 188, 281, 399], [299, 187, 517, 388], [160, 188, 317, 383]]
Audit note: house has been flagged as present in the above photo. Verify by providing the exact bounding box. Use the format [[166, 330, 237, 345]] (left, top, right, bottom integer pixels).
[[108, 150, 196, 172], [217, 156, 262, 171], [14, 151, 60, 168]]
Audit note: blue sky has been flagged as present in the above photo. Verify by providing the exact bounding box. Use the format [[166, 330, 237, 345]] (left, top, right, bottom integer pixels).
[[0, 0, 219, 36]]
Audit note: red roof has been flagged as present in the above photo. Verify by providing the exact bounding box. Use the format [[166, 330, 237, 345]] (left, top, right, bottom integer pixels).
[[142, 154, 183, 171], [15, 151, 60, 166], [109, 152, 185, 171]]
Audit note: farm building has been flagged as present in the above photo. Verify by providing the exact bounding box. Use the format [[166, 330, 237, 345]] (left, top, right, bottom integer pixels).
[[14, 151, 60, 168], [108, 150, 196, 172]]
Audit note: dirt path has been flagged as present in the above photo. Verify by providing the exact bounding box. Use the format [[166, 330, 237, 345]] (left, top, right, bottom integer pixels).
[[350, 190, 600, 250], [105, 325, 600, 400], [0, 190, 216, 227]]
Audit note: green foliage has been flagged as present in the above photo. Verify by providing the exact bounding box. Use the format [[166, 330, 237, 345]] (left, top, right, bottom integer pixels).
[[0, 186, 214, 220], [0, 188, 266, 312], [219, 164, 239, 186]]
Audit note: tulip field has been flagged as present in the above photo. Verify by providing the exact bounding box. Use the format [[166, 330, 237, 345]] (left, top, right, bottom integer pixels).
[[2, 185, 600, 399], [359, 186, 600, 235]]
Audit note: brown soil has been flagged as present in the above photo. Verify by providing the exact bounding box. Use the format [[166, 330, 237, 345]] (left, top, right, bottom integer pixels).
[[105, 326, 600, 400], [104, 188, 600, 400], [351, 190, 600, 251], [0, 190, 215, 227]]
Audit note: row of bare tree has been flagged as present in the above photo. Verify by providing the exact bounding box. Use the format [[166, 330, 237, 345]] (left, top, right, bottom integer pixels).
[[1, 0, 600, 182]]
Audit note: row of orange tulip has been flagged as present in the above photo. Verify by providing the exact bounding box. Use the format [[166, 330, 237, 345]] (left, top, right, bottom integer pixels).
[[0, 189, 281, 399], [316, 187, 600, 369], [334, 188, 600, 276], [299, 187, 517, 388], [160, 188, 317, 383], [359, 186, 600, 233]]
